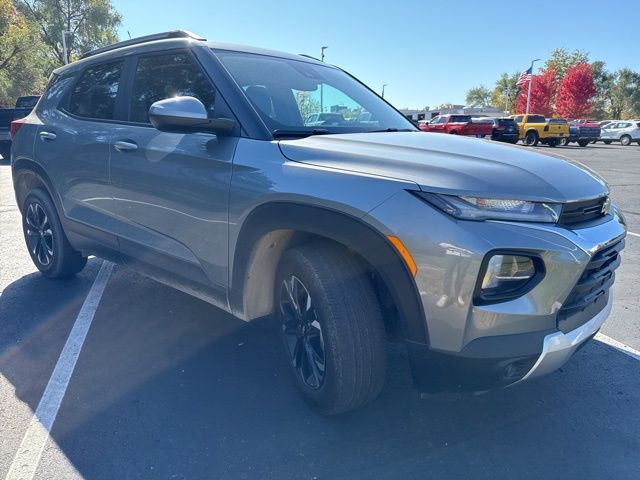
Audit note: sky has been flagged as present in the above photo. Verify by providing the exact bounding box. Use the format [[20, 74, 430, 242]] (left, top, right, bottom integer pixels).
[[111, 0, 638, 110]]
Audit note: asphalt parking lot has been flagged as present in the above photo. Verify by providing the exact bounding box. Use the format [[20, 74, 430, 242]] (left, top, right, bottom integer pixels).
[[1, 143, 639, 479]]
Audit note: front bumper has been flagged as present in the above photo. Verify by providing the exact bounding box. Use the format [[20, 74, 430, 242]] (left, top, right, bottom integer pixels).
[[407, 290, 612, 392], [516, 290, 612, 383], [365, 190, 626, 392]]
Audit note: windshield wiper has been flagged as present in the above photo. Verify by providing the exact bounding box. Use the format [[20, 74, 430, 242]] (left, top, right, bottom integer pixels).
[[367, 128, 415, 133], [272, 128, 331, 138]]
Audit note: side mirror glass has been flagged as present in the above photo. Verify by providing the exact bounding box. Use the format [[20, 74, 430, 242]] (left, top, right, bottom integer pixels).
[[148, 96, 235, 135]]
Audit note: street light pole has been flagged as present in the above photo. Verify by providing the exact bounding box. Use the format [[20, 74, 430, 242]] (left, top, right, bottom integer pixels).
[[504, 85, 510, 114], [382, 84, 388, 99], [320, 46, 328, 113], [61, 30, 70, 65], [525, 58, 540, 115]]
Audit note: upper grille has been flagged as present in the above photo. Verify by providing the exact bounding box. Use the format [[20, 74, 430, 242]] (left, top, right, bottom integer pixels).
[[558, 196, 608, 227], [557, 238, 624, 333]]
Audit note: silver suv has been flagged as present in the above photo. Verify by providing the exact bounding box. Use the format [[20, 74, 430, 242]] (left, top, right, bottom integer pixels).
[[10, 31, 626, 414]]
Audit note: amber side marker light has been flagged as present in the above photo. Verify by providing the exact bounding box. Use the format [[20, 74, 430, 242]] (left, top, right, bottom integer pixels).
[[386, 235, 418, 277]]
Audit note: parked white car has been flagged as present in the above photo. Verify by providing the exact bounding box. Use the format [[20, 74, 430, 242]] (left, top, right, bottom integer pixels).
[[599, 121, 640, 146]]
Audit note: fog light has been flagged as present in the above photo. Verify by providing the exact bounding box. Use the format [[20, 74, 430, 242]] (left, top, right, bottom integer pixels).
[[476, 253, 543, 303]]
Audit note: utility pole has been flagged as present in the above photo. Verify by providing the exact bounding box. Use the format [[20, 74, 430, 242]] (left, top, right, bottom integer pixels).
[[382, 84, 388, 99], [504, 85, 510, 114], [61, 30, 70, 65], [320, 46, 328, 113], [525, 58, 540, 115]]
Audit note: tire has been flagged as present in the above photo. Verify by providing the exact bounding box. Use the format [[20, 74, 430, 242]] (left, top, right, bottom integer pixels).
[[524, 131, 539, 146], [450, 131, 458, 134], [547, 139, 558, 147], [22, 188, 87, 278], [620, 135, 631, 146], [603, 140, 612, 145], [559, 137, 570, 146], [509, 138, 519, 144], [637, 141, 640, 146], [578, 139, 590, 147], [275, 243, 386, 415]]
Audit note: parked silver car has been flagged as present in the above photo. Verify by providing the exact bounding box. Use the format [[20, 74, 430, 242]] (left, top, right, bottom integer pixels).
[[10, 31, 627, 414], [600, 120, 640, 146]]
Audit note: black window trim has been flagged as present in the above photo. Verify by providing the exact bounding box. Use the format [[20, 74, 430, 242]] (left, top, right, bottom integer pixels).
[[59, 58, 128, 124]]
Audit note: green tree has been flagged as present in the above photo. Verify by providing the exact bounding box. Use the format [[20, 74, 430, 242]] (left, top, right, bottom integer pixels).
[[545, 48, 589, 80], [589, 60, 614, 119], [465, 85, 492, 107], [17, 0, 121, 65], [295, 90, 321, 120], [491, 72, 520, 113], [610, 68, 640, 119], [0, 0, 47, 106]]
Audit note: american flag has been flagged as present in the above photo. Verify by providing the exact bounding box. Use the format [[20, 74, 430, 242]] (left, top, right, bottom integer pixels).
[[516, 66, 532, 87]]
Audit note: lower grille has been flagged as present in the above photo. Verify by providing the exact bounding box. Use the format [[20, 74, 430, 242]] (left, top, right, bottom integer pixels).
[[559, 196, 608, 227], [557, 238, 624, 333]]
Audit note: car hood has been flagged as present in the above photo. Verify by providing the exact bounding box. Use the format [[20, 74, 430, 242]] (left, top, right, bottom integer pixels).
[[278, 132, 608, 202]]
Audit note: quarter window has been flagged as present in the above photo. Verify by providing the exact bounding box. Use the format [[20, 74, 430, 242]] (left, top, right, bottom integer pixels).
[[129, 53, 216, 124], [68, 61, 124, 120]]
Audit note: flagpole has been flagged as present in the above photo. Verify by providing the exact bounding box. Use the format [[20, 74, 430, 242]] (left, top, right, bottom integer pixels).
[[525, 58, 540, 115]]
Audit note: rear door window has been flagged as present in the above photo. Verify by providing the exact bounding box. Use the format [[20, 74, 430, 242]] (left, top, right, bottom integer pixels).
[[129, 53, 216, 124], [528, 115, 546, 123], [67, 61, 124, 120]]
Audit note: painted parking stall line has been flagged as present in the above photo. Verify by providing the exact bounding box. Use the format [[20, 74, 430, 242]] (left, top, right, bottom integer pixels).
[[596, 333, 640, 362], [628, 231, 640, 238], [5, 261, 114, 480]]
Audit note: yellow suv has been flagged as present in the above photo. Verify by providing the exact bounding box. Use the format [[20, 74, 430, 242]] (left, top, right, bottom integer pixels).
[[512, 114, 569, 147]]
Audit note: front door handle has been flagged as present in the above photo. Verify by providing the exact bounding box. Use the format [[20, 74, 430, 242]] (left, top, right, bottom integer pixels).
[[114, 140, 138, 153], [39, 131, 57, 141]]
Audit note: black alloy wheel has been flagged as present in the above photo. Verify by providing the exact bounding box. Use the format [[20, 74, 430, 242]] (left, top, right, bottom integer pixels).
[[280, 275, 326, 390], [24, 201, 54, 267]]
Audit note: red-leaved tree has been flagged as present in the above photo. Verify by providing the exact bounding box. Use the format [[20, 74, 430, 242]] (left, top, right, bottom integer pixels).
[[516, 68, 557, 117], [555, 63, 597, 118]]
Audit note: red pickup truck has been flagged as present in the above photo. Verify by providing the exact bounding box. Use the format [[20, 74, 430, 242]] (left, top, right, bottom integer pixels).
[[419, 114, 493, 137]]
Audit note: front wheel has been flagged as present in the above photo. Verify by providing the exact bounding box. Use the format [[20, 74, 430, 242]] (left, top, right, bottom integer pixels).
[[22, 189, 87, 278], [276, 243, 386, 415], [603, 140, 612, 145], [559, 137, 570, 146], [621, 135, 632, 146], [524, 131, 539, 146]]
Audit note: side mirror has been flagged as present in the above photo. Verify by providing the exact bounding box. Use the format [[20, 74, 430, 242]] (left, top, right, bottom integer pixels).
[[148, 96, 235, 135]]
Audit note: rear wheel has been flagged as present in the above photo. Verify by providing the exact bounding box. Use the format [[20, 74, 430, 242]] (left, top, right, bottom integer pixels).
[[621, 135, 632, 146], [276, 243, 386, 415], [547, 139, 558, 147], [21, 188, 87, 278], [577, 139, 590, 147], [524, 131, 539, 146]]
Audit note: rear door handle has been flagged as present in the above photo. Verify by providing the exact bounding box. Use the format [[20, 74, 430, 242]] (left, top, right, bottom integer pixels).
[[114, 140, 138, 153], [39, 131, 57, 141]]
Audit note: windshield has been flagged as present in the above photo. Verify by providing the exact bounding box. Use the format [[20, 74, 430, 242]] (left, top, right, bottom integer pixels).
[[214, 50, 416, 136]]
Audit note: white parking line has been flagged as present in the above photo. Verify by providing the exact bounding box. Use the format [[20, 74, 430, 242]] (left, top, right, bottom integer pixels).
[[628, 231, 640, 238], [595, 333, 640, 362], [5, 261, 113, 480]]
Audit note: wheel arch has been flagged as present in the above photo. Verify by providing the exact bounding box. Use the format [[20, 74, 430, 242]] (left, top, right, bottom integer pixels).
[[12, 158, 60, 214], [230, 202, 429, 345]]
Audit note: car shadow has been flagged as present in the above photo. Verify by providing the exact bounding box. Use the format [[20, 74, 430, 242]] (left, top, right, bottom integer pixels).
[[1, 266, 639, 479]]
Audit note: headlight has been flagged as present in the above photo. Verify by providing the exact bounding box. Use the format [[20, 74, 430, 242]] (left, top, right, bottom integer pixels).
[[475, 253, 545, 304], [413, 192, 561, 223]]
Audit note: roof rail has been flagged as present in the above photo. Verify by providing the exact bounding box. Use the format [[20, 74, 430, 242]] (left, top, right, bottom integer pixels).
[[80, 30, 206, 59]]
